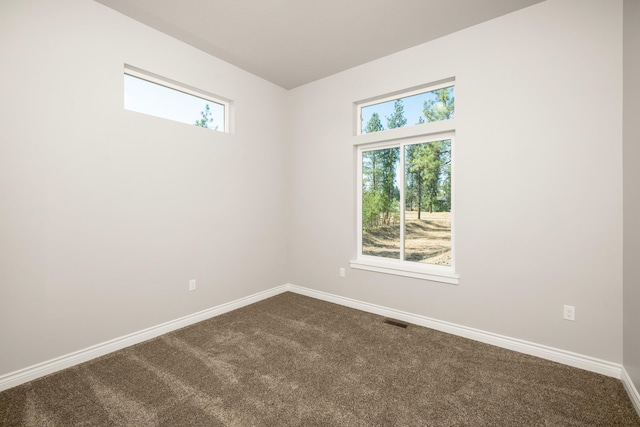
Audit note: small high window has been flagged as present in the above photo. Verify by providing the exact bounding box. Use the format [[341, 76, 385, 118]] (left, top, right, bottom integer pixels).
[[124, 65, 229, 132]]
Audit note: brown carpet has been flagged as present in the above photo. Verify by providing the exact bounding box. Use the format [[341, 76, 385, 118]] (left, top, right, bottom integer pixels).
[[1, 292, 639, 426]]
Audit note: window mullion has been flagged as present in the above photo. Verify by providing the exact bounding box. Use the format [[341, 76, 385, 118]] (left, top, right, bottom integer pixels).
[[357, 150, 364, 257], [399, 143, 405, 262]]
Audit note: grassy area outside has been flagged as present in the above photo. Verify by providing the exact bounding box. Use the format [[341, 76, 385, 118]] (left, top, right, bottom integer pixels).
[[363, 211, 451, 265]]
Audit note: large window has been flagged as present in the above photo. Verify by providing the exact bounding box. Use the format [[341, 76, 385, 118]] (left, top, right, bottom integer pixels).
[[352, 80, 457, 284], [124, 65, 229, 132]]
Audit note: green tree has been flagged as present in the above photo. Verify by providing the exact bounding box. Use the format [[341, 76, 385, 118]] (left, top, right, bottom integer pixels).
[[375, 102, 405, 224], [362, 147, 399, 228], [406, 140, 451, 216], [364, 112, 384, 134], [386, 99, 407, 129], [439, 159, 452, 211], [405, 144, 423, 214], [195, 104, 218, 130], [405, 87, 455, 218], [377, 147, 400, 224], [362, 185, 382, 229], [422, 140, 450, 214], [363, 113, 384, 193], [423, 87, 454, 122], [362, 113, 399, 229]]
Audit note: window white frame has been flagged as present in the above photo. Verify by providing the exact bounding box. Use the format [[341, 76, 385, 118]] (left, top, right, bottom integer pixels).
[[351, 81, 458, 285], [124, 64, 231, 133], [356, 78, 455, 135]]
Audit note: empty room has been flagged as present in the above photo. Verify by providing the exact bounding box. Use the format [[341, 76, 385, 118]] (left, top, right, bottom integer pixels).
[[1, 0, 640, 425]]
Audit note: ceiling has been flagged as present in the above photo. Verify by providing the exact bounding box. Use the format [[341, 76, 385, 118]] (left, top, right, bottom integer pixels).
[[96, 0, 545, 89]]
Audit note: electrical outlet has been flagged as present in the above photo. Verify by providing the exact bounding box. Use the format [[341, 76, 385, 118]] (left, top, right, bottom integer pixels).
[[563, 305, 575, 321], [339, 267, 346, 278], [189, 279, 196, 291]]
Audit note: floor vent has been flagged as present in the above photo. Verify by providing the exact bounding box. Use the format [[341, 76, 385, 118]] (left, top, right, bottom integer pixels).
[[383, 318, 409, 329]]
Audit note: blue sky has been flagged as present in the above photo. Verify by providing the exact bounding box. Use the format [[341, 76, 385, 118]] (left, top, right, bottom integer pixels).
[[124, 75, 225, 131], [361, 86, 453, 133]]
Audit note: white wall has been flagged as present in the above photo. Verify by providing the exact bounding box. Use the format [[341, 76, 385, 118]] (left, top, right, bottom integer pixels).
[[624, 0, 640, 393], [0, 0, 629, 380], [0, 0, 288, 376], [288, 0, 624, 362]]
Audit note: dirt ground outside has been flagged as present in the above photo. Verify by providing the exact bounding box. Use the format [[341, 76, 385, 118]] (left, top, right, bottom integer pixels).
[[362, 211, 451, 266]]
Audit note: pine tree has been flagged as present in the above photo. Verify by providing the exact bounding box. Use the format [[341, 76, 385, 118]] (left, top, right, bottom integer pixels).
[[423, 87, 454, 122], [404, 87, 455, 218], [386, 99, 407, 129], [195, 104, 218, 129], [364, 112, 384, 133], [377, 147, 399, 224], [362, 113, 399, 228]]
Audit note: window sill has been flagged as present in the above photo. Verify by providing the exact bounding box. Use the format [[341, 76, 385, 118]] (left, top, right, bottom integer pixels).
[[349, 258, 459, 285]]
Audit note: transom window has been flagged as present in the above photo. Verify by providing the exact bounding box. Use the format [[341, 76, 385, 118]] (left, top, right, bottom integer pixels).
[[124, 65, 229, 132], [358, 81, 454, 135], [351, 80, 458, 284]]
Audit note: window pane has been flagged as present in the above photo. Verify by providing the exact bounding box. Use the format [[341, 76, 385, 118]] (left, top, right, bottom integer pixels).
[[404, 140, 451, 266], [362, 147, 401, 259], [124, 74, 225, 132], [361, 86, 454, 134]]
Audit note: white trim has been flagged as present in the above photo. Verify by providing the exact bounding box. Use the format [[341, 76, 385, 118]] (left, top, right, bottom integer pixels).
[[124, 64, 231, 133], [350, 258, 459, 284], [355, 131, 457, 284], [0, 285, 289, 392], [355, 78, 455, 135], [622, 366, 640, 416], [285, 284, 622, 379], [357, 79, 455, 110], [355, 119, 455, 146], [1, 282, 630, 405]]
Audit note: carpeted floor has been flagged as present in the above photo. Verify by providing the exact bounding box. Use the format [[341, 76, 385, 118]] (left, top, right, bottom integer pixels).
[[1, 292, 639, 426]]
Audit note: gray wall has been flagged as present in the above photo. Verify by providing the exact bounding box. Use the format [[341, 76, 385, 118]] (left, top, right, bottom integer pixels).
[[624, 0, 640, 395], [288, 0, 624, 362], [0, 0, 288, 376], [0, 0, 633, 381]]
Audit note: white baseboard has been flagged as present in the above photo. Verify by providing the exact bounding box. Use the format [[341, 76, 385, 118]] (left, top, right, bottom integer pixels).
[[2, 281, 637, 418], [0, 285, 289, 392], [285, 284, 623, 379], [290, 283, 640, 417], [622, 367, 640, 416]]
